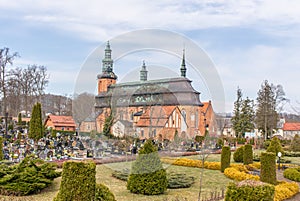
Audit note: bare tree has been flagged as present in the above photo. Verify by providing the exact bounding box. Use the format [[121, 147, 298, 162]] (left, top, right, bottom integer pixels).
[[0, 47, 19, 115], [31, 65, 49, 102], [72, 92, 95, 132]]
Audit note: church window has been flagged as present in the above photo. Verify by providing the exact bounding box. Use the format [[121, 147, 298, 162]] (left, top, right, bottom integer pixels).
[[195, 110, 199, 128]]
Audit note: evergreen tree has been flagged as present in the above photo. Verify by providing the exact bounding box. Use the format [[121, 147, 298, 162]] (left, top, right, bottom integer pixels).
[[267, 136, 283, 156], [291, 134, 300, 152], [232, 88, 255, 138], [127, 139, 167, 195], [232, 87, 243, 138], [239, 97, 255, 136], [255, 80, 279, 139], [103, 112, 113, 138], [18, 113, 22, 125], [29, 102, 44, 142]]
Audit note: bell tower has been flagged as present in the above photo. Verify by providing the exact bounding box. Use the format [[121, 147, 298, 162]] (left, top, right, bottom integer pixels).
[[97, 41, 117, 94]]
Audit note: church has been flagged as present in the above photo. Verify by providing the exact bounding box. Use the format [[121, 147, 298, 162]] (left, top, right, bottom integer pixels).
[[95, 42, 216, 141]]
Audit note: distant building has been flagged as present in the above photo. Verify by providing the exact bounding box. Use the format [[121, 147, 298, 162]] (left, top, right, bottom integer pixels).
[[44, 114, 76, 131], [95, 42, 217, 140], [79, 114, 97, 133], [283, 122, 300, 139]]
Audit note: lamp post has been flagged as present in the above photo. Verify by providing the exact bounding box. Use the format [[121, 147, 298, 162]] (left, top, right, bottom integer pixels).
[[278, 152, 282, 170]]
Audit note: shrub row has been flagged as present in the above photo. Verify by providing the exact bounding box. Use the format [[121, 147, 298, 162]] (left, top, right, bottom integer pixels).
[[225, 180, 275, 201], [274, 181, 299, 201], [161, 157, 221, 170], [223, 167, 260, 181], [284, 151, 300, 157], [283, 167, 300, 182]]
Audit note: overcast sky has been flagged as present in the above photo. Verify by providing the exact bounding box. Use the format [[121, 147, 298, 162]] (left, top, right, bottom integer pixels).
[[1, 0, 300, 113]]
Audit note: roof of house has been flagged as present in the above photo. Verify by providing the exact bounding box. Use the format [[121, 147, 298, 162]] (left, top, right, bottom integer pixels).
[[46, 115, 76, 127], [283, 122, 300, 131], [136, 106, 176, 127]]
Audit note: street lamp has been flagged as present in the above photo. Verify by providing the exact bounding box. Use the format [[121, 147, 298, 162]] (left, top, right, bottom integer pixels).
[[278, 152, 282, 170]]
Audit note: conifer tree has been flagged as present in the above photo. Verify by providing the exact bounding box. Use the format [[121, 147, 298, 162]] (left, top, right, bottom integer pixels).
[[0, 137, 3, 161], [29, 102, 44, 142], [232, 87, 243, 138], [127, 139, 167, 195]]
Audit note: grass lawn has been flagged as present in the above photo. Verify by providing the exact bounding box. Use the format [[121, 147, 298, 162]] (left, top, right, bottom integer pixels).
[[0, 156, 232, 201]]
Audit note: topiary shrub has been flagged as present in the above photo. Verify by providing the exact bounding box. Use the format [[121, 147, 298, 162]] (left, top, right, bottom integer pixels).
[[283, 167, 300, 182], [167, 172, 195, 189], [221, 146, 231, 173], [54, 161, 96, 201], [290, 134, 300, 152], [225, 180, 275, 201], [267, 137, 284, 156], [95, 183, 116, 201], [0, 155, 60, 196], [127, 139, 167, 195], [233, 146, 244, 163], [260, 152, 276, 185], [243, 144, 253, 165]]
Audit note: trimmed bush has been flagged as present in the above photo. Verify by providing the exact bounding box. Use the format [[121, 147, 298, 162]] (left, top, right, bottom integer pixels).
[[225, 180, 275, 201], [243, 144, 253, 165], [233, 145, 244, 163], [224, 167, 260, 181], [221, 146, 231, 172], [260, 152, 276, 185], [54, 161, 96, 201], [167, 172, 195, 189], [283, 167, 300, 182], [290, 134, 300, 152], [161, 157, 221, 170], [267, 137, 284, 156], [0, 155, 60, 196], [95, 183, 116, 201], [127, 139, 167, 195]]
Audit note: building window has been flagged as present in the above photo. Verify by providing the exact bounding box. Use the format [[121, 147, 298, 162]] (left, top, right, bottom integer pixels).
[[141, 130, 144, 137], [130, 112, 134, 121], [153, 129, 156, 137], [195, 110, 199, 128]]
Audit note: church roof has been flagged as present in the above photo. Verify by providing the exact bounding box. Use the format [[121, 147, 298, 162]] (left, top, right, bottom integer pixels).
[[95, 77, 203, 108]]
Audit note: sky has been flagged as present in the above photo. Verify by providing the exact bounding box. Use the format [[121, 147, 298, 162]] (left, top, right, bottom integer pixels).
[[1, 0, 300, 113]]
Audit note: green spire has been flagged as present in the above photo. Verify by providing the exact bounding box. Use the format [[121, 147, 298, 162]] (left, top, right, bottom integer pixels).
[[180, 49, 186, 77], [140, 60, 148, 81], [97, 41, 117, 79]]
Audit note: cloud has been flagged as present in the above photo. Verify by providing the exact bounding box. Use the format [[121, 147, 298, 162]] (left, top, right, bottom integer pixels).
[[1, 0, 300, 42]]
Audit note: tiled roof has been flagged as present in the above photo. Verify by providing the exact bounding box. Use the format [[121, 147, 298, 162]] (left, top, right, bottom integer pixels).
[[283, 122, 300, 131], [136, 106, 176, 127], [47, 115, 76, 127]]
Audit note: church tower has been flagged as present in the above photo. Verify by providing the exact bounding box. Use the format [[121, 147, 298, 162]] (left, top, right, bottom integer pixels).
[[180, 49, 186, 77], [97, 41, 117, 94], [140, 61, 148, 81]]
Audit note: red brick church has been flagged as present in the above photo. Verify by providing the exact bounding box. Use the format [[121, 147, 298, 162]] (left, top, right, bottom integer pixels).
[[95, 42, 216, 140]]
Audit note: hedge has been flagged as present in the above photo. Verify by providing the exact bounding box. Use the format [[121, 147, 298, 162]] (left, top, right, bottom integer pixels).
[[221, 146, 231, 172], [225, 180, 275, 201], [233, 146, 244, 163], [161, 157, 221, 170], [283, 167, 300, 182], [260, 152, 277, 185], [54, 161, 96, 201], [243, 144, 253, 165], [224, 167, 260, 181]]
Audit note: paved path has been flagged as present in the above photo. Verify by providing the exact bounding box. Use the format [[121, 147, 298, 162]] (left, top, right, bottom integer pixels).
[[276, 170, 300, 201]]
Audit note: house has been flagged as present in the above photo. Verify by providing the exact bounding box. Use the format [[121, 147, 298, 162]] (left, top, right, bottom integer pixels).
[[283, 122, 300, 139], [79, 114, 97, 133], [44, 114, 76, 132], [112, 120, 134, 138]]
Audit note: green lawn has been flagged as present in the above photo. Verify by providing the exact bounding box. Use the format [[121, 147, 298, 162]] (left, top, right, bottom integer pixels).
[[0, 157, 232, 201]]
